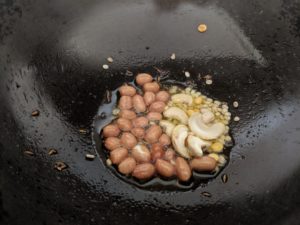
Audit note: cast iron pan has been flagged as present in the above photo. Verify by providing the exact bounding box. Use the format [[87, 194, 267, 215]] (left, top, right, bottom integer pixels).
[[1, 0, 300, 224]]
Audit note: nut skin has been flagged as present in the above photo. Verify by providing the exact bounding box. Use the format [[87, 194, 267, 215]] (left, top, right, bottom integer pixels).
[[119, 96, 132, 110], [131, 145, 151, 163], [132, 117, 149, 128], [104, 137, 121, 151], [175, 157, 192, 182], [151, 143, 164, 161], [110, 147, 128, 164], [132, 94, 146, 113], [118, 157, 136, 175], [131, 127, 145, 139], [144, 92, 156, 106], [164, 149, 176, 162], [119, 85, 136, 96], [132, 163, 155, 180], [103, 124, 120, 137], [136, 73, 153, 86], [149, 101, 166, 113], [117, 118, 132, 131], [144, 125, 163, 144], [143, 82, 160, 93], [120, 132, 137, 149], [156, 91, 170, 102], [190, 156, 217, 172], [147, 112, 162, 121], [159, 134, 171, 146], [119, 110, 137, 120], [155, 159, 175, 178]]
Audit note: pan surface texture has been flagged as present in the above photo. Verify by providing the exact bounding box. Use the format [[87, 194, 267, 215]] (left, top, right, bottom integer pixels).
[[1, 0, 300, 224]]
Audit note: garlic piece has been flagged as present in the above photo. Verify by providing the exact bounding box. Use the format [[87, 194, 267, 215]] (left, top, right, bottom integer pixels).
[[188, 113, 225, 140], [163, 107, 188, 125], [171, 125, 190, 159], [159, 120, 175, 137], [171, 94, 193, 106], [187, 135, 211, 157]]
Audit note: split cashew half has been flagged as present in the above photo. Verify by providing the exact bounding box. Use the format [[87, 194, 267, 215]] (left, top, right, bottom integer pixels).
[[159, 120, 175, 137], [163, 107, 188, 125], [171, 94, 193, 106], [171, 125, 190, 159], [187, 135, 211, 157], [188, 113, 225, 140]]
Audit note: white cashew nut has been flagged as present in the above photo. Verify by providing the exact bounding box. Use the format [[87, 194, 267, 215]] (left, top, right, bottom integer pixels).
[[171, 125, 190, 159], [188, 113, 225, 140], [171, 94, 193, 106], [159, 120, 175, 137], [163, 107, 188, 125], [187, 135, 211, 157], [201, 111, 215, 124]]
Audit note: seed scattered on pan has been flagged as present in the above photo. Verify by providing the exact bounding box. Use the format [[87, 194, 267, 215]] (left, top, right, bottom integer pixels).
[[234, 116, 240, 122], [100, 112, 107, 119], [206, 79, 213, 85], [233, 101, 239, 108], [24, 150, 34, 156], [221, 174, 228, 183], [48, 148, 58, 155], [106, 158, 112, 166], [201, 192, 212, 197], [107, 57, 114, 63], [54, 162, 68, 171], [85, 154, 96, 160], [79, 129, 88, 134], [185, 71, 190, 78], [125, 70, 133, 77], [170, 53, 176, 60], [102, 64, 109, 70], [198, 24, 207, 33], [31, 110, 40, 117], [105, 90, 112, 103]]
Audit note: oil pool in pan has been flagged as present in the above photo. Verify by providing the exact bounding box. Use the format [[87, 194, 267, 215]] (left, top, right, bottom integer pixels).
[[93, 73, 235, 189]]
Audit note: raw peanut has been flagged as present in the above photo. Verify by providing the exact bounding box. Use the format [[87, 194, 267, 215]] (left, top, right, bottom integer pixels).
[[132, 117, 149, 128], [104, 137, 121, 151], [190, 156, 217, 172], [119, 96, 132, 110], [103, 124, 120, 137], [151, 143, 164, 161], [144, 92, 156, 106], [132, 144, 151, 163], [120, 132, 137, 149], [110, 147, 128, 164], [118, 157, 136, 175], [132, 94, 146, 113], [119, 110, 137, 120], [119, 85, 136, 96], [156, 91, 170, 102], [136, 73, 153, 86], [117, 118, 132, 131], [147, 112, 162, 121], [131, 127, 145, 139], [145, 125, 162, 144], [159, 134, 171, 146], [175, 157, 192, 182], [164, 148, 176, 161], [155, 159, 175, 178], [143, 82, 160, 93], [149, 101, 166, 113], [132, 163, 155, 180]]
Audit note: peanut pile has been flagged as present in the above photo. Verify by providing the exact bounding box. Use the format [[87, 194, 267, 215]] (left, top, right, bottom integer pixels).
[[102, 73, 231, 182]]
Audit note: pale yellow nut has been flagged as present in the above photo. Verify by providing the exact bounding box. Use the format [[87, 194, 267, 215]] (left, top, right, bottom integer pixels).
[[194, 97, 203, 105], [187, 109, 195, 117], [198, 24, 207, 33], [208, 153, 219, 162], [210, 142, 224, 153]]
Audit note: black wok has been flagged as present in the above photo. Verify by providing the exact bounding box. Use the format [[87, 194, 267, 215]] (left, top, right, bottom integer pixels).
[[1, 0, 300, 224]]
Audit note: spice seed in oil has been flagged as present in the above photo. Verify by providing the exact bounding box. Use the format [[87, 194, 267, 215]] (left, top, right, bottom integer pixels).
[[201, 192, 212, 198], [31, 110, 40, 117], [222, 174, 228, 183], [48, 148, 58, 155]]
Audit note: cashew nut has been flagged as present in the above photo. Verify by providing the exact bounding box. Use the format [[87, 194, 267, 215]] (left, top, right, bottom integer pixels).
[[171, 125, 190, 159], [201, 110, 215, 124], [188, 113, 225, 140], [159, 120, 175, 136], [171, 94, 193, 106], [187, 135, 211, 157], [163, 107, 188, 125]]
